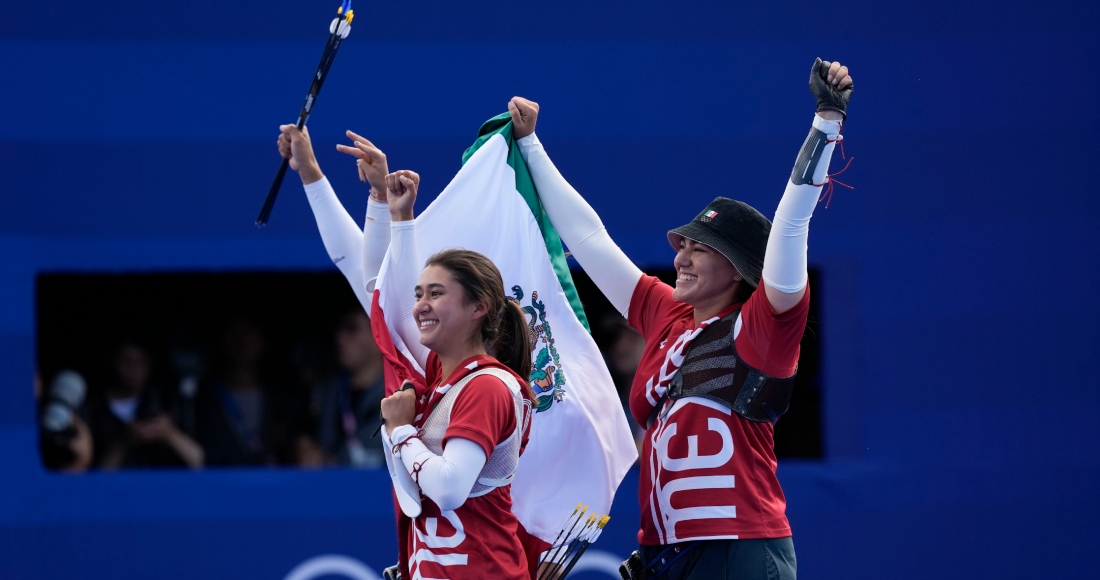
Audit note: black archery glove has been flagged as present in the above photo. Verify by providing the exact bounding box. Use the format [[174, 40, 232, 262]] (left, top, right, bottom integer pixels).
[[809, 57, 853, 119]]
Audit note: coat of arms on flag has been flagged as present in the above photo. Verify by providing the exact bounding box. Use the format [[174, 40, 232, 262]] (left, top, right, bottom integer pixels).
[[511, 285, 566, 413]]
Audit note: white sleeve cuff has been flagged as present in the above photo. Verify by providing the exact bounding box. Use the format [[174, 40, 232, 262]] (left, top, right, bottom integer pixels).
[[812, 114, 842, 138], [366, 198, 390, 222], [391, 220, 415, 233], [302, 175, 333, 201], [390, 424, 418, 448], [516, 132, 542, 158]]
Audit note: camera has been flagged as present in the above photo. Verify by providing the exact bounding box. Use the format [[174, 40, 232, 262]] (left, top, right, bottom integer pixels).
[[38, 370, 88, 471]]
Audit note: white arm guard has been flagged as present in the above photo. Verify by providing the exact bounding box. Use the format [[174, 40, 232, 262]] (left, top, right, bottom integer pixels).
[[381, 423, 422, 517], [516, 134, 643, 317], [390, 424, 488, 513]]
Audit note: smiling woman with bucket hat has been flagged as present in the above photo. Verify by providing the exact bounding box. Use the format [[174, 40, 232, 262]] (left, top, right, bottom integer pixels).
[[506, 58, 854, 579]]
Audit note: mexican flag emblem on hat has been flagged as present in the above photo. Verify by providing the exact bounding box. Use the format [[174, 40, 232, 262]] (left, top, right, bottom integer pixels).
[[668, 196, 772, 289]]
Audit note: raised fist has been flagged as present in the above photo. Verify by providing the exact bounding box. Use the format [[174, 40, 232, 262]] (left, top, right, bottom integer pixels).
[[386, 170, 420, 222], [508, 97, 539, 140], [381, 388, 417, 435], [809, 58, 854, 119]]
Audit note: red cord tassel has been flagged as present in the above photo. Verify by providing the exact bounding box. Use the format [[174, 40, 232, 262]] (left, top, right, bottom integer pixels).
[[810, 124, 854, 208]]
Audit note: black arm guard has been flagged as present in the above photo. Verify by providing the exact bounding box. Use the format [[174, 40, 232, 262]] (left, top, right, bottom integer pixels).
[[382, 564, 402, 580], [790, 126, 830, 185]]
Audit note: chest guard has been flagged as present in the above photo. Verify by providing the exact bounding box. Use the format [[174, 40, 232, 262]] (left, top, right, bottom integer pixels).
[[668, 310, 796, 424], [419, 368, 529, 497]]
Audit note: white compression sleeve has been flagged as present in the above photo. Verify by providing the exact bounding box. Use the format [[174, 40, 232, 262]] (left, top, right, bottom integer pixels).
[[303, 177, 378, 312], [362, 198, 391, 297], [388, 221, 430, 370], [762, 114, 841, 293], [516, 134, 643, 317], [391, 424, 487, 512], [381, 423, 422, 516]]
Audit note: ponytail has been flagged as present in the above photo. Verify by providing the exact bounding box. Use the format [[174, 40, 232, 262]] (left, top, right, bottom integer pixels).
[[493, 299, 536, 402]]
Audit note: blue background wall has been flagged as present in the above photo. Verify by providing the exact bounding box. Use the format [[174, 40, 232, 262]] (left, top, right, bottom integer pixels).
[[2, 0, 1098, 578]]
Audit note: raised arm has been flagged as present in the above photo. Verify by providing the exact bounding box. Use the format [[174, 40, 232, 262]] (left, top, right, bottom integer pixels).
[[385, 170, 431, 371], [278, 126, 392, 311], [509, 98, 643, 317], [335, 132, 392, 296], [762, 59, 854, 314]]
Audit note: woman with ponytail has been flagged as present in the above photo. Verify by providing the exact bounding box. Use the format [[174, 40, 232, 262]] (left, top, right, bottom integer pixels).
[[378, 169, 541, 580]]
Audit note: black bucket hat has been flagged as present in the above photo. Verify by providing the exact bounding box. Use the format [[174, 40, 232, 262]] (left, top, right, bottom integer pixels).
[[667, 197, 771, 288]]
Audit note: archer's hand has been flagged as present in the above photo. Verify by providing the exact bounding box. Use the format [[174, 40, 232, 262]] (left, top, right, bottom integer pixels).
[[809, 58, 854, 120], [386, 170, 420, 222], [508, 97, 539, 140], [336, 131, 390, 201], [278, 125, 323, 184], [381, 387, 417, 434]]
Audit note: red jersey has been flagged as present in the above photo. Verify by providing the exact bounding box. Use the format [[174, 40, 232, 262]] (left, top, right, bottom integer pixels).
[[406, 354, 543, 580], [627, 276, 809, 544]]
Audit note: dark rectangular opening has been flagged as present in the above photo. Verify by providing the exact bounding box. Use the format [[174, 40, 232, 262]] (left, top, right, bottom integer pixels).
[[35, 267, 823, 473], [36, 271, 367, 471]]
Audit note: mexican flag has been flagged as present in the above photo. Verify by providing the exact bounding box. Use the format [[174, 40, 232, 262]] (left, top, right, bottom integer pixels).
[[370, 113, 638, 546]]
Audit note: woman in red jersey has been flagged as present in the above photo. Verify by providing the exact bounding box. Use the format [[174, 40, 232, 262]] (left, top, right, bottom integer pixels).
[[376, 170, 542, 580], [505, 58, 854, 579]]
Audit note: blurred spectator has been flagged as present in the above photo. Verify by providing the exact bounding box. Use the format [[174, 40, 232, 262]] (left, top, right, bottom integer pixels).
[[166, 331, 207, 437], [600, 317, 645, 408], [298, 308, 386, 468], [38, 370, 93, 473], [196, 319, 295, 466], [600, 316, 647, 455], [84, 342, 204, 470]]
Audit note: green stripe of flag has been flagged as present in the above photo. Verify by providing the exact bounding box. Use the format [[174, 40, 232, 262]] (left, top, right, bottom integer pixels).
[[462, 113, 591, 333]]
